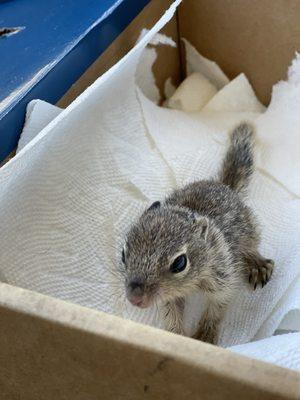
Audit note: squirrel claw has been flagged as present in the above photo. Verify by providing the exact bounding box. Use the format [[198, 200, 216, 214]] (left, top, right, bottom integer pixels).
[[248, 258, 274, 290]]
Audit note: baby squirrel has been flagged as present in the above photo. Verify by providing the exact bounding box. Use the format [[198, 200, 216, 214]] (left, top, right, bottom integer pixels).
[[121, 122, 274, 345]]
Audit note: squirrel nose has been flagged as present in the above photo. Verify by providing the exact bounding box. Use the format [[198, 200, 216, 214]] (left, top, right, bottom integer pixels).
[[127, 280, 145, 306], [129, 281, 144, 293]]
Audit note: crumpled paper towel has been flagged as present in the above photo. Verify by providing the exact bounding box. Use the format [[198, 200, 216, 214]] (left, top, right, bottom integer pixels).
[[231, 332, 300, 372], [17, 99, 62, 152], [166, 72, 218, 111], [1, 0, 300, 355]]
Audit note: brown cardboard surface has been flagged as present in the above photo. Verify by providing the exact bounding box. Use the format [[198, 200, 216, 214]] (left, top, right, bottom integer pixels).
[[179, 0, 300, 104], [1, 282, 300, 400], [58, 0, 181, 107]]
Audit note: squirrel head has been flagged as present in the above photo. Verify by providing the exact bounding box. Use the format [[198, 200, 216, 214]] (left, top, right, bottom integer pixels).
[[121, 201, 227, 308]]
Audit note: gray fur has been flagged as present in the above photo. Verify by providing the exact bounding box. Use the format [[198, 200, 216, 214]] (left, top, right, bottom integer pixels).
[[121, 122, 274, 345], [219, 122, 254, 195]]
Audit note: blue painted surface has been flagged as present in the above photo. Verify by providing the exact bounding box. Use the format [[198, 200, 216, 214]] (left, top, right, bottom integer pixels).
[[0, 0, 151, 161]]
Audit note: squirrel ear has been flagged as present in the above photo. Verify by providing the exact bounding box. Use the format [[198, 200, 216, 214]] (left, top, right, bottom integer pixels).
[[194, 215, 209, 241], [147, 201, 161, 211]]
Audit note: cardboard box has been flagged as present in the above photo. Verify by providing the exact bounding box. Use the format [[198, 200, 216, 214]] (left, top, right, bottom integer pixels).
[[1, 1, 300, 398]]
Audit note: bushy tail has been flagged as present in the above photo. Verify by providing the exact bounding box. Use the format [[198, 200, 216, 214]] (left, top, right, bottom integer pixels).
[[219, 122, 255, 194]]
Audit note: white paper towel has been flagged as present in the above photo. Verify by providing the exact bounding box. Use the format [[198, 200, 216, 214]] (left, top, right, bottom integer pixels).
[[1, 0, 300, 353], [166, 72, 218, 111], [231, 332, 300, 372], [17, 99, 62, 152]]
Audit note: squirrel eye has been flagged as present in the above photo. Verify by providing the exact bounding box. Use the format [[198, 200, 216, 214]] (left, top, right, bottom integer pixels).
[[170, 254, 187, 273], [122, 248, 126, 264]]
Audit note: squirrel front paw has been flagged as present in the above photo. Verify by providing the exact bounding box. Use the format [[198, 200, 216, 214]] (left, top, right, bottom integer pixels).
[[248, 258, 274, 289], [192, 323, 218, 345]]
